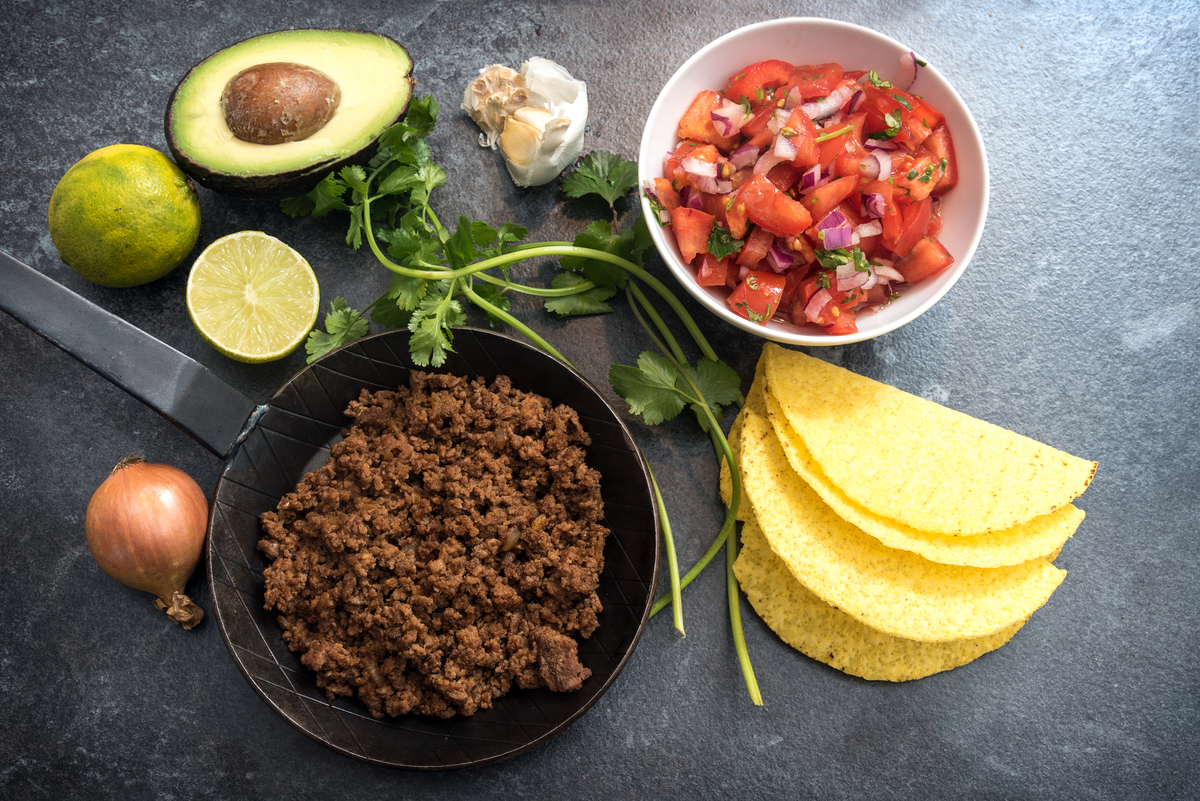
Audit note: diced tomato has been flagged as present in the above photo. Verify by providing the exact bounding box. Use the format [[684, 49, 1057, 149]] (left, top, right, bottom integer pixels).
[[699, 191, 730, 229], [788, 63, 844, 101], [677, 90, 738, 151], [895, 236, 955, 283], [922, 124, 958, 193], [790, 232, 818, 265], [765, 161, 803, 193], [779, 265, 813, 311], [892, 148, 939, 202], [664, 142, 724, 189], [727, 271, 786, 324], [803, 174, 858, 225], [782, 107, 821, 166], [740, 103, 779, 141], [664, 58, 961, 337], [928, 199, 944, 238], [817, 112, 865, 170], [736, 224, 774, 268], [653, 178, 682, 213], [725, 195, 749, 239], [695, 252, 731, 287], [861, 84, 938, 151], [724, 60, 794, 106], [889, 195, 932, 258], [736, 174, 813, 236], [669, 207, 715, 263]]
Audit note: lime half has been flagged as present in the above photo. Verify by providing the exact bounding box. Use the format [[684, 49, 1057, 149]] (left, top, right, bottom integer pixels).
[[186, 231, 320, 363]]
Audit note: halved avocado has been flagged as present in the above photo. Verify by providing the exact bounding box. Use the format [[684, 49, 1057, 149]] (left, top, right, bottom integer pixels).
[[164, 29, 414, 198]]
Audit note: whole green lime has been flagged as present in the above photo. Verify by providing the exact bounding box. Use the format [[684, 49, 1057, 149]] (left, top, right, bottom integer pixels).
[[48, 144, 202, 287]]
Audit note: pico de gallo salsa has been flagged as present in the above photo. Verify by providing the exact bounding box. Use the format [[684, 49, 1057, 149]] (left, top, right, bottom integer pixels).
[[644, 58, 958, 335]]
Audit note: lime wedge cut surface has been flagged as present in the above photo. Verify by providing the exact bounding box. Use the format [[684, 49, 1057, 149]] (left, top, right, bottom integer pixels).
[[186, 231, 320, 363]]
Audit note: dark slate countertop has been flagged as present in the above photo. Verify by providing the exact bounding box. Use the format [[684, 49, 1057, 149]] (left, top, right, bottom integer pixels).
[[1, 1, 1196, 798]]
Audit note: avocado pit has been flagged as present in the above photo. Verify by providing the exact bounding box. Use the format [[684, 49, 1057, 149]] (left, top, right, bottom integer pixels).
[[220, 62, 341, 145]]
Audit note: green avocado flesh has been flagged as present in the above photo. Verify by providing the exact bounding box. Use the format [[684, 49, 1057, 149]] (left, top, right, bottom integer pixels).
[[165, 29, 414, 197]]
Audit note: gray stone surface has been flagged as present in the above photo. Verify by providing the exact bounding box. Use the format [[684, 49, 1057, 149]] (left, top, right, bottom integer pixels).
[[1, 0, 1196, 798]]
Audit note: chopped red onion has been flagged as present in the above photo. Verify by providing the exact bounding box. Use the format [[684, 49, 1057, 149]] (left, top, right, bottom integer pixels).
[[864, 138, 898, 151], [799, 174, 830, 195], [816, 209, 848, 231], [800, 164, 821, 191], [874, 264, 905, 283], [862, 192, 887, 218], [898, 51, 919, 91], [860, 151, 892, 181], [681, 155, 718, 178], [737, 263, 751, 281], [783, 85, 802, 109], [766, 243, 797, 273], [862, 266, 879, 291], [837, 259, 869, 291], [860, 156, 880, 181], [711, 101, 749, 138], [729, 143, 760, 169], [873, 151, 893, 179], [848, 90, 865, 114], [773, 133, 797, 160], [681, 186, 704, 210], [855, 221, 883, 238], [804, 288, 833, 321], [800, 85, 856, 120], [822, 226, 854, 249], [753, 150, 789, 176], [767, 108, 790, 135], [694, 175, 733, 194]]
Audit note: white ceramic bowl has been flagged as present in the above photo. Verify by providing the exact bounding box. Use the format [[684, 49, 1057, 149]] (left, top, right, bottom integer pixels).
[[638, 18, 988, 346]]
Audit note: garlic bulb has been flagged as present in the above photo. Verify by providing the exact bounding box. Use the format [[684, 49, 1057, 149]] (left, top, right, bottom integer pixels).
[[462, 57, 588, 187]]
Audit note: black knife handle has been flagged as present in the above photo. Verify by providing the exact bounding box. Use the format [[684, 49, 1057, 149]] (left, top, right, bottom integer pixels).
[[0, 250, 258, 459]]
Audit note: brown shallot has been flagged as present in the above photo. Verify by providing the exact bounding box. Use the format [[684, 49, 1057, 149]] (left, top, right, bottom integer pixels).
[[84, 455, 208, 629]]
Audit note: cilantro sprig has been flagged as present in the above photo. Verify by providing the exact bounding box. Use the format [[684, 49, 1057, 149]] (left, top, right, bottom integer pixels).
[[280, 95, 762, 705]]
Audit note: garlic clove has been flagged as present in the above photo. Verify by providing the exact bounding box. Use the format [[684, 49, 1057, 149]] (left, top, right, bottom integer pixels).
[[464, 56, 588, 187], [511, 105, 554, 132], [499, 117, 545, 166]]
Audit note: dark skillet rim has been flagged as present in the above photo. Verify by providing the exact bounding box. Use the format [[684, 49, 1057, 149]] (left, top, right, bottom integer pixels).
[[205, 326, 661, 769]]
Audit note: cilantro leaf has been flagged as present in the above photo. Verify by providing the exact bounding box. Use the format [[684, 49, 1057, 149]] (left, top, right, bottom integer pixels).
[[678, 357, 742, 432], [561, 151, 639, 208], [560, 220, 634, 291], [280, 173, 349, 218], [339, 165, 369, 196], [609, 353, 688, 426], [369, 298, 414, 329], [543, 272, 616, 317], [444, 215, 477, 270], [471, 282, 512, 327], [707, 224, 743, 260], [305, 298, 369, 362], [407, 281, 465, 367], [384, 270, 427, 310], [814, 247, 853, 270]]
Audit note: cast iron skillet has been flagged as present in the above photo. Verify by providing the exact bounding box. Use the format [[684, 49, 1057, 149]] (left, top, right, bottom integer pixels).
[[0, 250, 661, 769]]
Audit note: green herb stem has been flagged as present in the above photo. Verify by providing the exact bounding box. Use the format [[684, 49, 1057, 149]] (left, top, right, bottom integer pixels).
[[460, 284, 573, 367], [646, 461, 684, 635]]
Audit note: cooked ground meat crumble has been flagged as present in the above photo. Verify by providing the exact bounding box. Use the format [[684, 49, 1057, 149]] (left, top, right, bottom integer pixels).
[[257, 371, 609, 718]]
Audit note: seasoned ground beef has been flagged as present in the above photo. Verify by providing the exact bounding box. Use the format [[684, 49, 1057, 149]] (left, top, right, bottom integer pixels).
[[257, 371, 609, 718]]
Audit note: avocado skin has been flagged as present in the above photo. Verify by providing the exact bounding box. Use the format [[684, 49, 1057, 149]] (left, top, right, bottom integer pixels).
[[163, 30, 415, 199]]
